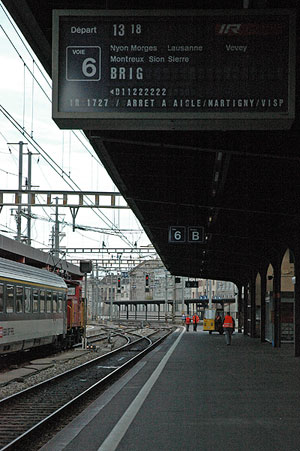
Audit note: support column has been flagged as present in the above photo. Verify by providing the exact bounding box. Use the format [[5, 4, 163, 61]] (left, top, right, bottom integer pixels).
[[243, 284, 249, 336], [260, 271, 267, 342], [250, 274, 256, 338], [17, 141, 24, 241], [54, 197, 60, 258], [237, 283, 243, 333], [294, 245, 300, 356], [273, 259, 281, 348], [27, 150, 32, 245]]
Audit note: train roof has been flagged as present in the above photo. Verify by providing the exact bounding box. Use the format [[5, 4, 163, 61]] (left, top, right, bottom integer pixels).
[[0, 257, 67, 290], [0, 234, 83, 280]]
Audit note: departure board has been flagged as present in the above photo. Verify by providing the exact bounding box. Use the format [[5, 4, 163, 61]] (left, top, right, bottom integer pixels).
[[52, 10, 295, 130]]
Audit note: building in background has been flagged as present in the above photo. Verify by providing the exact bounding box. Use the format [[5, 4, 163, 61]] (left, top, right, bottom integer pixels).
[[85, 259, 237, 322]]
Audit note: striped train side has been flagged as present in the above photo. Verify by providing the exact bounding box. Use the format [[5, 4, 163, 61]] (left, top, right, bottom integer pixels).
[[0, 257, 84, 355]]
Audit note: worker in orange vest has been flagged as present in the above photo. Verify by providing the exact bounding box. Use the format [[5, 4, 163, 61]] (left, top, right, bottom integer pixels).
[[223, 311, 235, 345], [192, 313, 200, 331], [185, 315, 191, 332]]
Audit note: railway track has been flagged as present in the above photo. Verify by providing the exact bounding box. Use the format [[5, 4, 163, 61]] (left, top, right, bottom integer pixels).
[[0, 329, 171, 450], [0, 324, 138, 371]]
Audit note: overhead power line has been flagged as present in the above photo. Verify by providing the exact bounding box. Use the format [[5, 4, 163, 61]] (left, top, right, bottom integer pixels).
[[0, 9, 143, 248], [0, 105, 134, 247]]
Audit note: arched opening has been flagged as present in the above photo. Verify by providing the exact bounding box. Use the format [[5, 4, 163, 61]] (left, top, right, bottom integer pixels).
[[280, 249, 295, 343]]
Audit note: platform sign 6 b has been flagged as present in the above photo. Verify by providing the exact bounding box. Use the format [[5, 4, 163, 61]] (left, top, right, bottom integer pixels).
[[168, 226, 204, 243]]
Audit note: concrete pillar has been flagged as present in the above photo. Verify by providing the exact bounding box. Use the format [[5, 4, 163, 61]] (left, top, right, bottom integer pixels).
[[250, 274, 256, 338], [237, 283, 243, 333], [273, 258, 281, 348], [243, 284, 249, 336], [260, 270, 267, 342], [294, 245, 300, 357]]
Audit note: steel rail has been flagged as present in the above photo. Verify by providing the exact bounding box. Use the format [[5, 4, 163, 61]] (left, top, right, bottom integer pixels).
[[0, 330, 170, 450]]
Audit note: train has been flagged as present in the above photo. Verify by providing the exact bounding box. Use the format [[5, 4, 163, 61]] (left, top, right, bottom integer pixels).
[[0, 256, 84, 355]]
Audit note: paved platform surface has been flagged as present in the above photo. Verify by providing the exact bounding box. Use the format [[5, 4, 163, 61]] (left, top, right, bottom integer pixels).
[[40, 328, 300, 451]]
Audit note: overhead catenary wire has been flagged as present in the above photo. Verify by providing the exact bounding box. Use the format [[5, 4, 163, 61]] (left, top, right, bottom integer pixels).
[[0, 9, 143, 247], [0, 3, 51, 87], [0, 104, 134, 247], [21, 210, 141, 235], [0, 18, 103, 167]]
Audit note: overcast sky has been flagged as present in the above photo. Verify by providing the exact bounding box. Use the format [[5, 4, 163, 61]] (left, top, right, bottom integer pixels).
[[0, 3, 149, 257]]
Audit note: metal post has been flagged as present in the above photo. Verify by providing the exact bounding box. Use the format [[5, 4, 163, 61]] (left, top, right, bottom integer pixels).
[[209, 279, 212, 309], [27, 150, 32, 245], [54, 197, 59, 257], [110, 273, 113, 321], [95, 263, 100, 319], [181, 277, 185, 314], [17, 141, 24, 241], [165, 270, 168, 322], [82, 272, 88, 349], [172, 276, 176, 321], [92, 276, 95, 320]]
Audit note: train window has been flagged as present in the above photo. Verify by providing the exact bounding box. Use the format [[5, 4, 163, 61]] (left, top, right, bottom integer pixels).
[[58, 293, 63, 312], [25, 287, 32, 313], [16, 286, 24, 313], [0, 284, 3, 312], [53, 292, 58, 312], [68, 286, 76, 296], [33, 289, 39, 312], [40, 290, 45, 312], [6, 285, 14, 313], [46, 291, 52, 312]]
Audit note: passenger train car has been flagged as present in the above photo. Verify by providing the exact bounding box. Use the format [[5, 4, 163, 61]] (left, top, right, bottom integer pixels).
[[0, 257, 84, 355]]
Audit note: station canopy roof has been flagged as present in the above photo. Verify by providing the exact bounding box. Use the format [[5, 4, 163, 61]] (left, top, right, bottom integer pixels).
[[3, 0, 300, 285]]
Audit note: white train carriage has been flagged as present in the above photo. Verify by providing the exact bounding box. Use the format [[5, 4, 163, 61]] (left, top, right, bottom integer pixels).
[[0, 257, 68, 354]]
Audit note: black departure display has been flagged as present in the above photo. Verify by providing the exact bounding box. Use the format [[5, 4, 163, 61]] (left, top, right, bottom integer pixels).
[[52, 10, 295, 130]]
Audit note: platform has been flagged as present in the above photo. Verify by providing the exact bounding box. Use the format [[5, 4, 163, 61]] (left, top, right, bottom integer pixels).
[[40, 328, 300, 451]]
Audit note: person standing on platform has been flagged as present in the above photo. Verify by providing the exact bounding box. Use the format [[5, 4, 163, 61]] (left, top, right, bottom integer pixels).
[[223, 311, 235, 345], [192, 313, 200, 331], [215, 313, 223, 333], [185, 315, 191, 332], [182, 313, 186, 325]]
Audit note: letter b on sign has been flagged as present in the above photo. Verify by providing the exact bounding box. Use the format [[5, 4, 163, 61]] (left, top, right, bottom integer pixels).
[[188, 227, 204, 243]]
